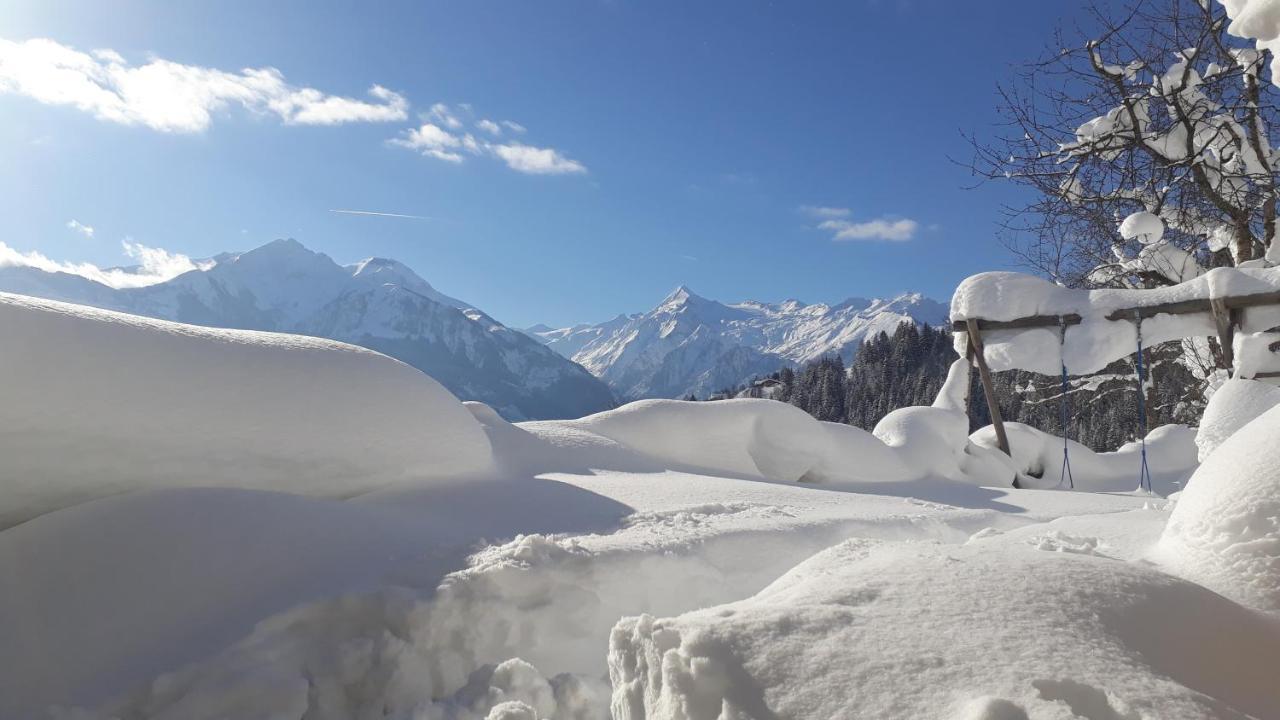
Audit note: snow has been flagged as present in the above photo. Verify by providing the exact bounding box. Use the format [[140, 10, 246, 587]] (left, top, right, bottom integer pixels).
[[0, 239, 616, 421], [1157, 400, 1280, 612], [971, 422, 1199, 494], [569, 399, 826, 482], [1195, 378, 1280, 459], [1222, 0, 1280, 80], [609, 526, 1280, 719], [534, 287, 947, 400], [1118, 210, 1165, 244], [951, 267, 1280, 374], [5, 288, 1280, 719], [0, 292, 493, 530]]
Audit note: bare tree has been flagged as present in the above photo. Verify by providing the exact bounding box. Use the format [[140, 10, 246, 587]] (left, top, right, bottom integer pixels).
[[970, 0, 1280, 291]]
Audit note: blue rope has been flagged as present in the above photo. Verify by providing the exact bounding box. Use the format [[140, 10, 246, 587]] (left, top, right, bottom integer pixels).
[[1058, 317, 1074, 489], [1134, 312, 1153, 493]]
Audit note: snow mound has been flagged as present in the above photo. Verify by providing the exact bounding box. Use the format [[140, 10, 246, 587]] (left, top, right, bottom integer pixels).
[[1158, 402, 1280, 613], [0, 292, 493, 528], [872, 405, 973, 480], [571, 399, 827, 482], [802, 421, 916, 483], [1196, 378, 1280, 461], [610, 536, 1280, 719], [970, 422, 1199, 494]]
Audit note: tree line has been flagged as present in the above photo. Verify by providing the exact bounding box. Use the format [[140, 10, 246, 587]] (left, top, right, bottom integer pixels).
[[708, 322, 1201, 452]]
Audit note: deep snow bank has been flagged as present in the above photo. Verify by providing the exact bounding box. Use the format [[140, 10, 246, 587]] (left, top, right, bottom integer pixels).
[[610, 533, 1280, 719], [0, 292, 492, 528], [950, 268, 1280, 374], [567, 399, 828, 482], [1196, 378, 1280, 461], [1158, 402, 1280, 612]]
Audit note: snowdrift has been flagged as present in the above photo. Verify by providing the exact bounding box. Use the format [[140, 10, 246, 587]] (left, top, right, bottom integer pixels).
[[1158, 400, 1280, 613], [568, 399, 827, 482], [1196, 378, 1280, 461], [0, 292, 493, 528], [610, 533, 1280, 719], [971, 422, 1199, 494], [951, 267, 1280, 375]]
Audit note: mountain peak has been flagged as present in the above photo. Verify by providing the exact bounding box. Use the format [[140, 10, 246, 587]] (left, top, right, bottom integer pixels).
[[348, 256, 472, 310], [226, 238, 334, 273], [666, 285, 694, 301], [662, 285, 709, 308], [255, 237, 310, 256]]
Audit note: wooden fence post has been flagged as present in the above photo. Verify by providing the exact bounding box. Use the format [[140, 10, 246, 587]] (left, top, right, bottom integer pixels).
[[1209, 297, 1236, 372], [965, 319, 1011, 457]]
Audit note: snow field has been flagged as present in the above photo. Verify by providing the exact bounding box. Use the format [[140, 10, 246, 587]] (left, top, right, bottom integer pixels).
[[6, 289, 1280, 719], [608, 532, 1280, 719]]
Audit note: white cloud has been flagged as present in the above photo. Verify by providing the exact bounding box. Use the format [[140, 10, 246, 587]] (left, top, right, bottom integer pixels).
[[800, 205, 852, 219], [390, 122, 465, 162], [66, 219, 94, 238], [490, 142, 586, 175], [0, 37, 408, 133], [391, 104, 586, 176], [818, 217, 918, 242], [428, 102, 464, 130], [501, 120, 527, 134], [0, 239, 210, 288]]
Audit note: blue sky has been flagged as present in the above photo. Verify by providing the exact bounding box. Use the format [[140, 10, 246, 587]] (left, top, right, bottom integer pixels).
[[1, 1, 1066, 328]]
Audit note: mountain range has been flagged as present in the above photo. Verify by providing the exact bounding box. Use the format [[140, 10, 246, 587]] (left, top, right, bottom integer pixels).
[[527, 286, 949, 400], [1, 238, 947, 414], [0, 239, 615, 421]]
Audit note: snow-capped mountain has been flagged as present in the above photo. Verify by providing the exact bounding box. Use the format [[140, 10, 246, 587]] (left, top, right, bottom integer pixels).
[[0, 239, 615, 420], [528, 286, 948, 400]]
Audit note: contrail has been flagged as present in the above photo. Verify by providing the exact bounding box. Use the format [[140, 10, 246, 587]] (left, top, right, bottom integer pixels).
[[328, 209, 431, 220]]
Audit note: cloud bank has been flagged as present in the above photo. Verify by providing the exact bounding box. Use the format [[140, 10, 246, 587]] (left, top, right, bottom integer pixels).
[[0, 239, 210, 288], [0, 37, 408, 133]]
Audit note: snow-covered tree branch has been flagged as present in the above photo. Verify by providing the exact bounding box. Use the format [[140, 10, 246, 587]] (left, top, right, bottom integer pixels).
[[969, 0, 1280, 291]]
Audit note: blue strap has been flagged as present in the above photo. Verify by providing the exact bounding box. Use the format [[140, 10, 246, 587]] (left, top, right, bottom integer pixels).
[[1134, 313, 1153, 493], [1058, 317, 1074, 489]]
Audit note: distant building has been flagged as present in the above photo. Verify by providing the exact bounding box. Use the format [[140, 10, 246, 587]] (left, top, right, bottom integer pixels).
[[734, 377, 784, 400]]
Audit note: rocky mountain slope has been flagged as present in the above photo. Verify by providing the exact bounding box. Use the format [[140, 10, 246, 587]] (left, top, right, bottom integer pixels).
[[0, 239, 615, 420]]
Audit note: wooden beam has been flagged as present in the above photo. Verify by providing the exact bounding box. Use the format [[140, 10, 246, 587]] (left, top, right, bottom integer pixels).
[[952, 314, 1081, 333], [952, 290, 1280, 335], [1210, 297, 1236, 371], [966, 319, 1010, 458], [964, 337, 976, 417], [1104, 298, 1212, 322]]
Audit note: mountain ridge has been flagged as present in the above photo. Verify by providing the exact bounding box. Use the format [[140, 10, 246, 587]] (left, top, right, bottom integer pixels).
[[528, 286, 948, 400], [0, 238, 615, 421]]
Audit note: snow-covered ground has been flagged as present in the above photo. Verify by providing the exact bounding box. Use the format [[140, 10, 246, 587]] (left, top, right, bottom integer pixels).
[[2, 291, 1278, 719]]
